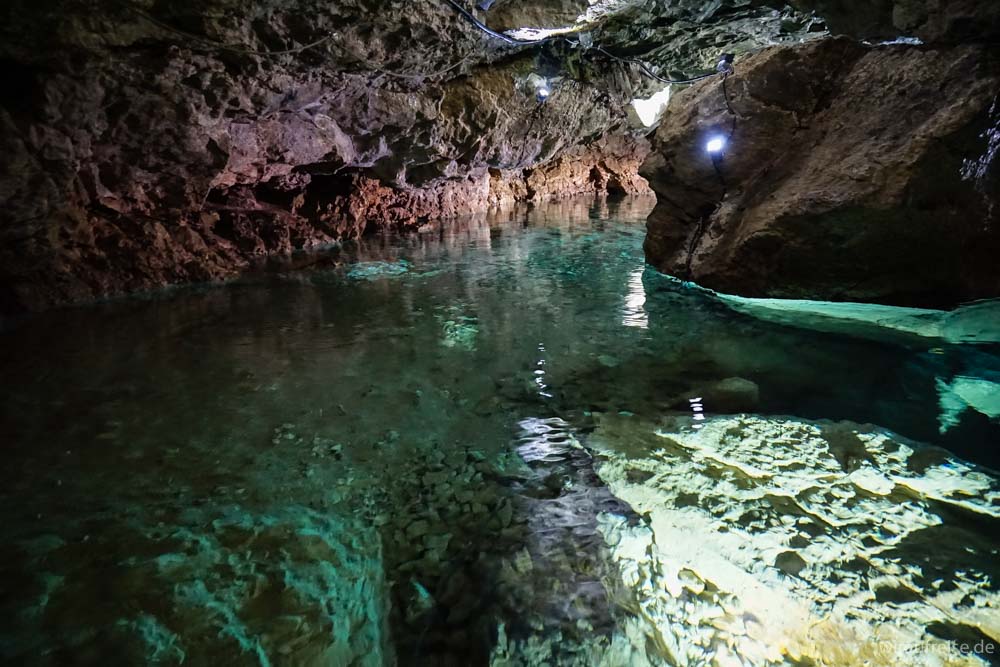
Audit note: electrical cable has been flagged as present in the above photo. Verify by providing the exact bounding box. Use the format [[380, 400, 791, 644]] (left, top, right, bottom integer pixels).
[[721, 70, 738, 140], [687, 67, 740, 275], [515, 90, 553, 166], [443, 0, 549, 45], [710, 154, 727, 189], [130, 0, 758, 89], [684, 214, 708, 279], [706, 68, 739, 192], [372, 56, 471, 81]]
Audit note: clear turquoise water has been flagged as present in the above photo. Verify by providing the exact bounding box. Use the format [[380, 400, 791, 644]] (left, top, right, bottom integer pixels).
[[0, 197, 997, 665]]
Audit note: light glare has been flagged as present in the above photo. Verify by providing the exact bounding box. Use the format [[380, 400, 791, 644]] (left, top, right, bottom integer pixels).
[[706, 136, 726, 154]]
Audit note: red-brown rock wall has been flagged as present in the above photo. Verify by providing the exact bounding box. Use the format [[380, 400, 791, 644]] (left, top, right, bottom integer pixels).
[[0, 1, 654, 314]]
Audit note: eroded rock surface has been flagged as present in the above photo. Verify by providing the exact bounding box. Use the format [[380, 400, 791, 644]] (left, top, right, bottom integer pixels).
[[593, 413, 1000, 666], [642, 36, 1000, 307]]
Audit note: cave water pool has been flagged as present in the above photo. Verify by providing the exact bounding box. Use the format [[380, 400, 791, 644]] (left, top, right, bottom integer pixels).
[[1, 197, 998, 666]]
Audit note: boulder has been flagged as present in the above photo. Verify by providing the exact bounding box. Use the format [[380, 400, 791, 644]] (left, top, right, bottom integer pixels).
[[642, 37, 1000, 307]]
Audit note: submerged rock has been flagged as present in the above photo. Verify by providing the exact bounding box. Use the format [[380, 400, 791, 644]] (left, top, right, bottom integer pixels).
[[4, 506, 391, 665], [713, 292, 1000, 345], [591, 413, 999, 666], [347, 260, 411, 281], [702, 377, 760, 413]]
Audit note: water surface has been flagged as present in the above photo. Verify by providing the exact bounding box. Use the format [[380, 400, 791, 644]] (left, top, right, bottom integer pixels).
[[1, 197, 997, 665]]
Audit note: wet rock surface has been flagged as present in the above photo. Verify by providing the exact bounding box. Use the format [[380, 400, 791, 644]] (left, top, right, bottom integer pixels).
[[642, 35, 1000, 308], [4, 0, 997, 314]]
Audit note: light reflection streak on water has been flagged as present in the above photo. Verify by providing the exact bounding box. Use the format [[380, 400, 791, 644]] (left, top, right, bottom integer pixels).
[[535, 342, 552, 398], [622, 267, 648, 329], [690, 396, 705, 429], [516, 416, 573, 463]]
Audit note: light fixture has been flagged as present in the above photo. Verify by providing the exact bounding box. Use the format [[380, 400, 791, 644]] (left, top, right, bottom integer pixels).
[[706, 136, 726, 154], [716, 53, 735, 75], [535, 79, 551, 103]]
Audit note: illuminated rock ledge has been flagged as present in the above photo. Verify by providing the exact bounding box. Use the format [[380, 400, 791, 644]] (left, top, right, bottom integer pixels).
[[591, 414, 999, 666]]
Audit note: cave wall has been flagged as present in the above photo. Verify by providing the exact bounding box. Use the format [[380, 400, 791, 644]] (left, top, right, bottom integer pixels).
[[787, 0, 1000, 43], [15, 0, 986, 313], [0, 0, 657, 313], [642, 33, 1000, 308]]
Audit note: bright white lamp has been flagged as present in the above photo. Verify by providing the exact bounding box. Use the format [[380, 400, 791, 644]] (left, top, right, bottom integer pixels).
[[706, 136, 726, 154]]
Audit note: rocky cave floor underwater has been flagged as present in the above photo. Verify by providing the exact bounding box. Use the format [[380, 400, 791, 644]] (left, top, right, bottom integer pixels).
[[1, 197, 998, 666]]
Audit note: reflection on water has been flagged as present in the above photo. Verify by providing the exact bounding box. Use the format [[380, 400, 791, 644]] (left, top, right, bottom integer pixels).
[[0, 196, 997, 665], [622, 269, 648, 330]]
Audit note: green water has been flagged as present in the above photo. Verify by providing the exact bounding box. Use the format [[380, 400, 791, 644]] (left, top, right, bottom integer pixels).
[[1, 197, 997, 666]]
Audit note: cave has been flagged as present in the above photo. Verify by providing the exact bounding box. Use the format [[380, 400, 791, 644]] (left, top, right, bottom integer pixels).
[[1, 0, 998, 665]]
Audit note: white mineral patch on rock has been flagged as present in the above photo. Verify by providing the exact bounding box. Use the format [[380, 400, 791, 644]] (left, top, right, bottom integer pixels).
[[590, 414, 1000, 666], [847, 465, 895, 495]]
